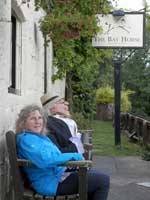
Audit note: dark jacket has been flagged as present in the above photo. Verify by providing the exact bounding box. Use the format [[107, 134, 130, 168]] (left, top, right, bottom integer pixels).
[[47, 116, 78, 153]]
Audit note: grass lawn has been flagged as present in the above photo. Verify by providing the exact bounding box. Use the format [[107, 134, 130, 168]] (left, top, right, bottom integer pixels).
[[92, 120, 141, 156]]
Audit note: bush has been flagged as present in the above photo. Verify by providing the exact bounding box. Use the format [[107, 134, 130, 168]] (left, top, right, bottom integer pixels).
[[96, 86, 114, 104], [121, 90, 134, 112], [72, 112, 93, 130], [95, 86, 134, 112], [141, 150, 150, 161]]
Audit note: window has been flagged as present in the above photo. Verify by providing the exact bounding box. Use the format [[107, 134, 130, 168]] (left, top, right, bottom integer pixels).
[[8, 13, 22, 95]]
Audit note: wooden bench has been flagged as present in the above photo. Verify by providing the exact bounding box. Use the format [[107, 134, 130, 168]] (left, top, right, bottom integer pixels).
[[6, 131, 92, 200], [80, 129, 93, 160]]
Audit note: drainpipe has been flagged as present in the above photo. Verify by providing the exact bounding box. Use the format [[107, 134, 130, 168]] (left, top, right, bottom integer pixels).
[[44, 0, 53, 93], [44, 35, 47, 93]]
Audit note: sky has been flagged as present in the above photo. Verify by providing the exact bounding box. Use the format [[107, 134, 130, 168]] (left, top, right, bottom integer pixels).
[[112, 0, 150, 11]]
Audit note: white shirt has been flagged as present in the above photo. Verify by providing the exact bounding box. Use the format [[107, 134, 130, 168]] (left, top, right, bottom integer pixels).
[[54, 115, 84, 154]]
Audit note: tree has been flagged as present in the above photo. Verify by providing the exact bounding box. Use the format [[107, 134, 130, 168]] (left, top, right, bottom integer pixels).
[[34, 0, 113, 118], [122, 10, 150, 116]]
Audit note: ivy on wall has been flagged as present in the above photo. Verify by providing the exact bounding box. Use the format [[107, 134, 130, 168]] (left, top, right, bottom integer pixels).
[[34, 0, 113, 117], [34, 0, 112, 80]]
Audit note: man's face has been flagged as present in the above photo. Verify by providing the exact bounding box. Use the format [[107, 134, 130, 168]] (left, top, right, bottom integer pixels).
[[50, 99, 70, 116]]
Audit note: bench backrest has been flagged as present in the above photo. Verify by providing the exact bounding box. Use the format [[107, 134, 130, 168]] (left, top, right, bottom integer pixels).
[[6, 131, 24, 200]]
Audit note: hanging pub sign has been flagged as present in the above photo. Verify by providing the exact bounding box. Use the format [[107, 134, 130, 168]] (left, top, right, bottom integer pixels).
[[92, 12, 145, 48]]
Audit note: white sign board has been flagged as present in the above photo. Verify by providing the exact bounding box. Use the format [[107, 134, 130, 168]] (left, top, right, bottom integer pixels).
[[92, 12, 145, 48]]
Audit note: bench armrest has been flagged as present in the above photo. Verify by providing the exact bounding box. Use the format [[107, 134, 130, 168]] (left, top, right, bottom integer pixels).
[[17, 158, 91, 200], [83, 143, 93, 150], [17, 158, 92, 168]]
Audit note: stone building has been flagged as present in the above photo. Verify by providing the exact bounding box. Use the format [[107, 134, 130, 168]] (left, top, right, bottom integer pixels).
[[0, 0, 65, 199]]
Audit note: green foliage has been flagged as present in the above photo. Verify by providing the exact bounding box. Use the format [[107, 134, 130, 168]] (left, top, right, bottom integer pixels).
[[95, 87, 134, 112], [34, 0, 112, 80], [122, 52, 150, 115], [122, 12, 150, 116], [121, 89, 134, 112], [96, 86, 114, 103], [141, 150, 150, 161], [41, 12, 99, 42], [97, 51, 114, 87], [72, 112, 93, 129], [34, 0, 113, 118]]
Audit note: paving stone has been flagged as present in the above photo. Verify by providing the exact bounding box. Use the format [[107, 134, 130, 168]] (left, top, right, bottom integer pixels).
[[93, 156, 150, 200]]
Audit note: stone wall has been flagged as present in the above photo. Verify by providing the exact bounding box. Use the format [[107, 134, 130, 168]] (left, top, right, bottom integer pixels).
[[0, 0, 65, 199]]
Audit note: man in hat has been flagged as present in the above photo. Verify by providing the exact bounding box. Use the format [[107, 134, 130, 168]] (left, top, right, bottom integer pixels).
[[41, 93, 84, 154]]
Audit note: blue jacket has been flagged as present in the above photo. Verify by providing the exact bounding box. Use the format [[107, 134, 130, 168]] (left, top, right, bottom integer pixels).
[[16, 131, 83, 195]]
